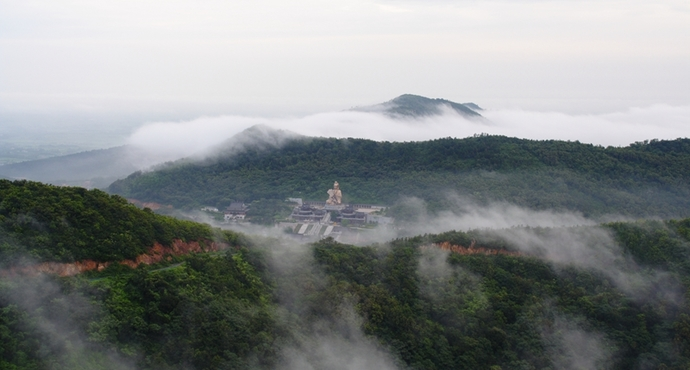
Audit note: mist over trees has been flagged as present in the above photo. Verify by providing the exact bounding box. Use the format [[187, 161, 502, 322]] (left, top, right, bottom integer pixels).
[[109, 133, 690, 218], [2, 182, 690, 369], [3, 128, 690, 370], [3, 0, 690, 366]]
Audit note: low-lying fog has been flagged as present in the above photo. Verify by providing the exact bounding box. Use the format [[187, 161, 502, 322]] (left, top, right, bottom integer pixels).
[[127, 104, 690, 165], [2, 103, 688, 169], [193, 194, 682, 369]]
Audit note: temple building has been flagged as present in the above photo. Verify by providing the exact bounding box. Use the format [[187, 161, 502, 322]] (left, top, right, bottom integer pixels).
[[290, 204, 328, 223], [224, 202, 249, 221], [333, 205, 366, 225]]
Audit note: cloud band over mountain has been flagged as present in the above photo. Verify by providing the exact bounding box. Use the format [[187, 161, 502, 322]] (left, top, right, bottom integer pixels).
[[127, 104, 690, 164]]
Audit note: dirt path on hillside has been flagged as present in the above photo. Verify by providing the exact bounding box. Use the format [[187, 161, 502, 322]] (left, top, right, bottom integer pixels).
[[423, 241, 522, 257]]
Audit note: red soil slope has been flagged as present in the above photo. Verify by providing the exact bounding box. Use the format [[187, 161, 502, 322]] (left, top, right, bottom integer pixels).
[[424, 241, 522, 257], [1, 239, 228, 277]]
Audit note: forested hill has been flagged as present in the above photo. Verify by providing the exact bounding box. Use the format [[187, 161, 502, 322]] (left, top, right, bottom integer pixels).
[[3, 215, 690, 369], [108, 131, 690, 218], [0, 180, 214, 264], [0, 146, 141, 189], [3, 177, 690, 368], [352, 94, 482, 117]]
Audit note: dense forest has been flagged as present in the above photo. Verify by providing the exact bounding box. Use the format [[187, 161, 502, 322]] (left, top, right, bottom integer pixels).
[[108, 131, 690, 218], [3, 180, 690, 369], [0, 180, 212, 264]]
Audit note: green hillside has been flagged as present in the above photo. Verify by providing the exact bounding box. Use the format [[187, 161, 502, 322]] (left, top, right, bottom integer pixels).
[[3, 214, 690, 369], [4, 165, 690, 369], [109, 132, 690, 218], [306, 220, 690, 370], [0, 179, 212, 264]]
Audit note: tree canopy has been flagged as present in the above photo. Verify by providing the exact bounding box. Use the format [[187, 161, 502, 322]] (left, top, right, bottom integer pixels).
[[109, 135, 690, 218], [0, 180, 213, 263]]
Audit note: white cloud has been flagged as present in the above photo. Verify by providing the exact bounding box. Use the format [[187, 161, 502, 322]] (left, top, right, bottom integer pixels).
[[127, 115, 264, 161], [126, 104, 690, 165], [482, 104, 690, 146], [1, 0, 688, 114]]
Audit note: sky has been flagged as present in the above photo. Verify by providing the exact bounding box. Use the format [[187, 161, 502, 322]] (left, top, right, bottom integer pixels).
[[1, 0, 689, 150]]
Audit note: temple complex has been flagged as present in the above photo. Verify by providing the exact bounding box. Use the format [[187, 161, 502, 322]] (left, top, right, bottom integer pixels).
[[283, 180, 393, 243], [288, 181, 392, 232]]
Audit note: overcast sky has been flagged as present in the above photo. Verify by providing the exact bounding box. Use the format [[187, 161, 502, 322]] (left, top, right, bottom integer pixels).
[[0, 0, 689, 155], [2, 0, 689, 117]]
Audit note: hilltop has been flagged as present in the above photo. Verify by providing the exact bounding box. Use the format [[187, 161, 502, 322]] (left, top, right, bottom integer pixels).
[[0, 179, 217, 264], [352, 94, 483, 117]]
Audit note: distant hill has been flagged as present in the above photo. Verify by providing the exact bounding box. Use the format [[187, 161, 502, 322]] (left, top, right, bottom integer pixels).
[[0, 125, 302, 189], [0, 96, 482, 188], [202, 124, 303, 161], [0, 146, 165, 189], [352, 94, 483, 118], [108, 126, 690, 218]]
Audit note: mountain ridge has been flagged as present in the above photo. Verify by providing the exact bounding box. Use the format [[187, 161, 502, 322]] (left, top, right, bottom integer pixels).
[[108, 130, 690, 218], [0, 146, 151, 188], [0, 94, 480, 187]]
